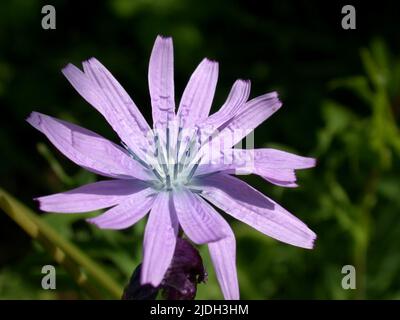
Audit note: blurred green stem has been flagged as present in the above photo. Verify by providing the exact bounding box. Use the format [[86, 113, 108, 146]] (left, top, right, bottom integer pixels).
[[0, 188, 123, 299], [36, 143, 74, 186], [353, 170, 377, 299]]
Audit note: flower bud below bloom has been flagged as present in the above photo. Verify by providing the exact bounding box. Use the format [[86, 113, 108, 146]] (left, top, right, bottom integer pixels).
[[122, 238, 206, 300]]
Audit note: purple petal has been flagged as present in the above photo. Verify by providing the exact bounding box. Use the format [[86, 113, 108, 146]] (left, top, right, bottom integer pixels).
[[63, 60, 153, 158], [178, 58, 218, 127], [26, 112, 150, 180], [222, 92, 281, 145], [173, 189, 227, 244], [61, 64, 108, 115], [141, 192, 179, 287], [203, 79, 251, 129], [82, 58, 151, 133], [195, 148, 315, 188], [148, 35, 175, 127], [207, 212, 239, 300], [257, 167, 298, 187], [202, 92, 281, 150], [36, 179, 148, 213], [225, 148, 316, 169], [87, 188, 155, 229], [191, 92, 281, 166], [197, 173, 316, 249]]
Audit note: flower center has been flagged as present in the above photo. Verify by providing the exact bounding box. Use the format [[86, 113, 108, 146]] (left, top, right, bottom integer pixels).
[[123, 125, 202, 191]]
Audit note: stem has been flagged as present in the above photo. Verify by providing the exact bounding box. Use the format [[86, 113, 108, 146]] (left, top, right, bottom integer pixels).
[[353, 170, 377, 299], [0, 188, 123, 299]]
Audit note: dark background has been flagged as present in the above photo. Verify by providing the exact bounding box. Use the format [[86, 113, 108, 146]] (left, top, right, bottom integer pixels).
[[1, 0, 400, 299]]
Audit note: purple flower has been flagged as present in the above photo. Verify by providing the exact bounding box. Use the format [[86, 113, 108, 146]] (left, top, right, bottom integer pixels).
[[28, 35, 316, 300]]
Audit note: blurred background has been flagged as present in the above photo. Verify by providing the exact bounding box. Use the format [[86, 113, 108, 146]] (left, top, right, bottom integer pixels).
[[1, 0, 400, 299]]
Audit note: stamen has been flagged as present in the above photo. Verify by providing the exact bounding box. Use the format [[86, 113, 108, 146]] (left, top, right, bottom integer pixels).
[[174, 127, 183, 172], [173, 162, 179, 180], [154, 132, 168, 171], [185, 156, 202, 183], [122, 140, 165, 183], [123, 122, 203, 190], [166, 126, 170, 164], [152, 167, 164, 182], [166, 174, 172, 189], [154, 134, 159, 158], [178, 127, 199, 173], [121, 141, 151, 170], [188, 188, 202, 194]]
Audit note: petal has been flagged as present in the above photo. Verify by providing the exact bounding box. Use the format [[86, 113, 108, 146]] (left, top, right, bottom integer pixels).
[[178, 58, 219, 127], [26, 112, 150, 180], [148, 36, 175, 127], [63, 60, 153, 158], [36, 179, 148, 213], [173, 189, 227, 244], [83, 58, 155, 155], [196, 148, 315, 187], [87, 188, 155, 229], [221, 92, 281, 145], [259, 168, 298, 188], [141, 192, 179, 286], [194, 164, 299, 188], [222, 148, 316, 169], [61, 64, 107, 114], [82, 58, 151, 134], [207, 212, 239, 300], [202, 79, 251, 129], [196, 173, 316, 249], [200, 92, 281, 152]]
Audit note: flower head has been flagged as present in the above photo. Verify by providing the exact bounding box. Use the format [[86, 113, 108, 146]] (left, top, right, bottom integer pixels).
[[28, 35, 316, 300]]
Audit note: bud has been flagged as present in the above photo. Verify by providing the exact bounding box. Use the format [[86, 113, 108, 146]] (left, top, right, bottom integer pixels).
[[121, 264, 159, 300], [122, 238, 207, 300], [161, 238, 207, 300]]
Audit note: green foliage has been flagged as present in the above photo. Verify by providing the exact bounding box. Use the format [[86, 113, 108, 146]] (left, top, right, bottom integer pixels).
[[314, 39, 400, 299], [0, 188, 123, 299], [1, 0, 400, 300]]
